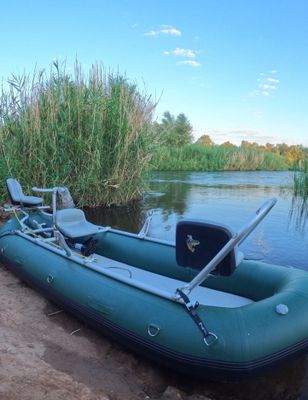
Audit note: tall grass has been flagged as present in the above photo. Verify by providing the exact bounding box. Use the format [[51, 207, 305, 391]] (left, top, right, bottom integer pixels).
[[290, 160, 308, 231], [152, 144, 288, 171], [294, 160, 308, 196], [0, 61, 156, 206]]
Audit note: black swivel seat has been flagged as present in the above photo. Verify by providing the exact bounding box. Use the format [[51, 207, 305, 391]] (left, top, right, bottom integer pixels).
[[176, 220, 240, 276]]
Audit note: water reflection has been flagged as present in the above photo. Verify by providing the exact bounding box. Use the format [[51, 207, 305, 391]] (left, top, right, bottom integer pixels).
[[289, 194, 308, 231], [85, 171, 308, 269], [147, 181, 190, 215], [84, 201, 147, 233]]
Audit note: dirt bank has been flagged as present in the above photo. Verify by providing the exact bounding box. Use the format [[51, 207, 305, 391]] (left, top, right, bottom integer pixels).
[[0, 263, 307, 400]]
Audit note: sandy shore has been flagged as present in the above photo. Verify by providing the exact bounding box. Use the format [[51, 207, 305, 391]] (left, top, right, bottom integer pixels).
[[0, 261, 307, 400]]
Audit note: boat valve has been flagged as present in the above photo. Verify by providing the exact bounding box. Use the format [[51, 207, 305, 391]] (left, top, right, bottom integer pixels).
[[46, 274, 54, 284], [275, 304, 289, 315]]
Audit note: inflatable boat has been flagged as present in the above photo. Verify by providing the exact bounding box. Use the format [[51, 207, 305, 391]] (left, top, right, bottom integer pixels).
[[1, 178, 308, 380]]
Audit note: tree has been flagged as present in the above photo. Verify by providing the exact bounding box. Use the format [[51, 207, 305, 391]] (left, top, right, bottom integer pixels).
[[174, 113, 193, 145], [285, 145, 304, 164], [265, 142, 274, 152], [221, 141, 236, 147], [196, 134, 214, 146], [276, 143, 289, 156], [241, 140, 251, 148], [157, 111, 193, 146], [161, 111, 175, 132]]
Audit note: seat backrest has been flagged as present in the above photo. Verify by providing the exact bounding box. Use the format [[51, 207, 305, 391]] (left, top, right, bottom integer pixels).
[[176, 220, 237, 276], [55, 208, 100, 239], [56, 208, 86, 225], [6, 178, 24, 205]]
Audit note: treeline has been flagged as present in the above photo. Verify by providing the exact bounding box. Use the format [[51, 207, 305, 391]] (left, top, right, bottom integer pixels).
[[152, 111, 306, 171]]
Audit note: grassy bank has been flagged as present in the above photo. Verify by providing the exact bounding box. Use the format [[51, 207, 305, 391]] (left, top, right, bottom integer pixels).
[[152, 144, 289, 171], [0, 61, 156, 207]]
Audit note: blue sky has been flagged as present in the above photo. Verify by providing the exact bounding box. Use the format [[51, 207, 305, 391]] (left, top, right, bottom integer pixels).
[[1, 0, 308, 146]]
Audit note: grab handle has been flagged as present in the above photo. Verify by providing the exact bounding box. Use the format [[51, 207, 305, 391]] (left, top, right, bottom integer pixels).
[[32, 186, 60, 224]]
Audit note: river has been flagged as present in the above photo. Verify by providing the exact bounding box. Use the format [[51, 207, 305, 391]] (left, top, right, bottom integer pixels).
[[86, 170, 308, 271], [84, 170, 308, 399]]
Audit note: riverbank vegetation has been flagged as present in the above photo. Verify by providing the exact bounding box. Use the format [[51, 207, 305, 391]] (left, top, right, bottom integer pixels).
[[294, 160, 308, 196], [152, 111, 302, 171], [1, 62, 307, 207], [152, 143, 289, 171], [0, 61, 156, 206]]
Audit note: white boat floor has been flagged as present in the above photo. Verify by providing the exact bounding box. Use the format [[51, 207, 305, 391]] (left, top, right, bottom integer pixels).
[[93, 254, 253, 308]]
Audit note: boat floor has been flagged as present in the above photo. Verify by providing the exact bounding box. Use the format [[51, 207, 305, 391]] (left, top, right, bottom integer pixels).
[[93, 254, 253, 308]]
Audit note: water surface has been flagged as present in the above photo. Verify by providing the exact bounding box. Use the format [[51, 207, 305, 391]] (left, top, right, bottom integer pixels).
[[85, 170, 308, 399], [86, 170, 308, 270]]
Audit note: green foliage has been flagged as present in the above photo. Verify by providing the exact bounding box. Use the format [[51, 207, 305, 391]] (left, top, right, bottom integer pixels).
[[260, 151, 289, 170], [196, 134, 214, 146], [223, 148, 264, 170], [156, 111, 193, 146], [152, 144, 288, 171], [294, 160, 308, 196], [224, 147, 288, 171], [0, 61, 156, 206]]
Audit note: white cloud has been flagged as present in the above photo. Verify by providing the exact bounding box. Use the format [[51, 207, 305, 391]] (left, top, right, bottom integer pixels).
[[258, 83, 276, 90], [164, 47, 197, 58], [144, 26, 181, 37], [161, 28, 181, 36], [144, 30, 157, 37], [266, 77, 279, 83], [249, 70, 279, 97], [177, 60, 201, 67]]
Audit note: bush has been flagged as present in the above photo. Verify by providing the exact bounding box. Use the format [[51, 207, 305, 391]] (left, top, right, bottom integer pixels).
[[0, 61, 156, 206]]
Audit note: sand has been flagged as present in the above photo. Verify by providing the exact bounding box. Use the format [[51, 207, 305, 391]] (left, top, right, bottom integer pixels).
[[0, 262, 307, 400]]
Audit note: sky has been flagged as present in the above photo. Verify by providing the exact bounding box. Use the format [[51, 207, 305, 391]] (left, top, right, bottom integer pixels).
[[1, 0, 308, 146]]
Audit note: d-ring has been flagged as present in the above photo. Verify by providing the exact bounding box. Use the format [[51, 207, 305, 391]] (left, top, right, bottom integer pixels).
[[147, 323, 160, 337]]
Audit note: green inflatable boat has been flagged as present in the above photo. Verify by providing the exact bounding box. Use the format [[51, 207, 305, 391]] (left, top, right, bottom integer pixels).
[[1, 178, 308, 380]]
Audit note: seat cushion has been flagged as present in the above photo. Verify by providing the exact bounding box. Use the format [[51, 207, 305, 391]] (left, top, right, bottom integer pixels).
[[56, 208, 101, 239]]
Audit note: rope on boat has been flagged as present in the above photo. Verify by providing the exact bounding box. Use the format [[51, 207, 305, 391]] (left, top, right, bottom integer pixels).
[[176, 288, 218, 346], [12, 209, 94, 261]]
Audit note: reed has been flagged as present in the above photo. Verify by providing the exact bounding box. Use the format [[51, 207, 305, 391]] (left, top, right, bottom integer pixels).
[[152, 144, 288, 171], [0, 61, 156, 206], [294, 160, 308, 196]]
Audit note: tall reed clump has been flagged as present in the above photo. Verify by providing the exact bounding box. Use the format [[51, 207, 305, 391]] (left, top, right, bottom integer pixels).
[[0, 61, 156, 206], [223, 147, 287, 171], [294, 160, 308, 196]]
